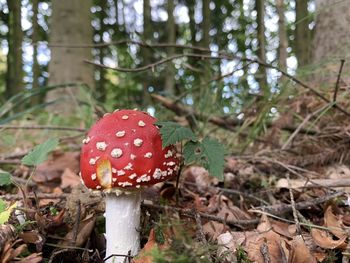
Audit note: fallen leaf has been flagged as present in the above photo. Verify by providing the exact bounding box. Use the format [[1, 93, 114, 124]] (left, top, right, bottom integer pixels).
[[324, 206, 346, 238], [203, 221, 226, 240], [133, 229, 158, 263], [60, 168, 81, 189], [288, 235, 317, 263], [311, 228, 347, 249]]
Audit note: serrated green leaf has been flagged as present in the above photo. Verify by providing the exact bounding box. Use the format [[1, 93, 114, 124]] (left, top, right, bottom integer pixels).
[[21, 138, 59, 166], [156, 121, 197, 148], [201, 138, 225, 180], [0, 172, 12, 186], [183, 138, 225, 181], [0, 202, 17, 224]]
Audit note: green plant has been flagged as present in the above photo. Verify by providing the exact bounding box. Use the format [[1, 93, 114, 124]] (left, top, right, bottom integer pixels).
[[156, 121, 225, 180]]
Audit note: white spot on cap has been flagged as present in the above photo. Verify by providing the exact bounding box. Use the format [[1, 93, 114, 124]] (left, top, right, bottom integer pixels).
[[130, 154, 136, 160], [124, 163, 133, 170], [116, 131, 126, 137], [129, 173, 137, 179], [161, 171, 167, 177], [167, 161, 176, 166], [136, 185, 141, 188], [82, 136, 91, 144], [153, 168, 162, 179], [113, 109, 120, 112], [112, 178, 117, 182], [117, 170, 125, 176], [138, 120, 146, 127], [144, 152, 152, 158], [96, 141, 107, 151], [89, 157, 99, 165], [134, 138, 143, 147], [111, 148, 123, 158], [112, 168, 117, 173], [122, 115, 129, 120], [165, 150, 173, 158], [96, 185, 102, 189], [132, 129, 136, 133], [136, 174, 151, 183], [133, 108, 138, 111], [118, 181, 133, 187], [103, 113, 111, 117], [91, 173, 97, 180]]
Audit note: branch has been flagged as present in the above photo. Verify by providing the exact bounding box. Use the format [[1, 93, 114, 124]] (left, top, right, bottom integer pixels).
[[0, 125, 86, 132]]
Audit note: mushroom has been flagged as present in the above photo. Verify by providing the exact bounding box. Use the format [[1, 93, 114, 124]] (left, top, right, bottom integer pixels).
[[80, 109, 179, 263]]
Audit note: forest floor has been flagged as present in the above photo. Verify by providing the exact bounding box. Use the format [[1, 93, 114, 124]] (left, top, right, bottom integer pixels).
[[1, 95, 350, 263]]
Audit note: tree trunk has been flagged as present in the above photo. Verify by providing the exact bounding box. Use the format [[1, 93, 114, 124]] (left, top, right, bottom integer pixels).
[[276, 0, 287, 71], [5, 0, 23, 99], [295, 0, 310, 67], [187, 0, 196, 46], [96, 1, 107, 103], [313, 0, 350, 85], [31, 0, 41, 105], [202, 0, 210, 49], [255, 0, 268, 94], [141, 0, 152, 106], [46, 0, 94, 115], [164, 0, 175, 95]]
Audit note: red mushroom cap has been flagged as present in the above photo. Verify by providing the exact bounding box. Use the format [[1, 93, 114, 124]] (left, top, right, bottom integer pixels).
[[80, 109, 180, 191]]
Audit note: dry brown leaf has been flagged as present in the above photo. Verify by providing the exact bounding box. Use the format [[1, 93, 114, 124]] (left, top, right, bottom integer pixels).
[[133, 228, 168, 263], [288, 235, 317, 263], [311, 228, 347, 249], [60, 214, 96, 247], [17, 253, 43, 263], [33, 151, 79, 183], [324, 206, 346, 239], [203, 221, 226, 240], [60, 168, 81, 189]]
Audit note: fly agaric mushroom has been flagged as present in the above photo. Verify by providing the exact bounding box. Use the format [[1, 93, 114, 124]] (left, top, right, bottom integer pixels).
[[80, 109, 179, 263]]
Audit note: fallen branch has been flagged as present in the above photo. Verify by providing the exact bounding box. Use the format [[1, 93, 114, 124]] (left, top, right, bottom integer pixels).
[[0, 125, 86, 132]]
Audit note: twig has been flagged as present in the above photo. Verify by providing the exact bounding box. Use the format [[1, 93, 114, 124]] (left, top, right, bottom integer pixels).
[[0, 125, 86, 132], [142, 200, 259, 227], [1, 193, 69, 201], [281, 104, 330, 150], [71, 200, 81, 246], [287, 174, 302, 235], [260, 240, 271, 263], [333, 59, 345, 102], [194, 212, 208, 245], [253, 191, 344, 215], [184, 181, 270, 205]]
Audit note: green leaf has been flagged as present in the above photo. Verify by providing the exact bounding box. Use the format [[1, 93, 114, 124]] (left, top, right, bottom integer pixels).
[[0, 202, 17, 224], [21, 138, 59, 166], [0, 172, 12, 186], [183, 138, 225, 181], [156, 121, 197, 148], [0, 199, 7, 213]]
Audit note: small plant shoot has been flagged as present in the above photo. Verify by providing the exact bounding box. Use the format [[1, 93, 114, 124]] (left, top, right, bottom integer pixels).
[[21, 138, 59, 166]]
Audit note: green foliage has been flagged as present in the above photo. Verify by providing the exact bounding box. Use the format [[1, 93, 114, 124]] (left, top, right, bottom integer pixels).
[[0, 202, 17, 224], [21, 138, 59, 166], [0, 199, 6, 212], [156, 121, 197, 148], [0, 171, 12, 186], [183, 138, 225, 180], [156, 121, 225, 180]]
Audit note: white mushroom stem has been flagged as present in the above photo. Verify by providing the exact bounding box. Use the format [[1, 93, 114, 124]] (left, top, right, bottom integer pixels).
[[105, 191, 141, 263]]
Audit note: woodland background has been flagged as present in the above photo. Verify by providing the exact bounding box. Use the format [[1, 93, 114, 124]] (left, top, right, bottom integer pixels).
[[1, 0, 350, 262]]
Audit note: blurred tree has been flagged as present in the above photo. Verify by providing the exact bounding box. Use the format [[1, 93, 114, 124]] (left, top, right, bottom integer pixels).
[[5, 0, 23, 99], [46, 0, 94, 115], [276, 0, 287, 71], [295, 0, 311, 68], [31, 0, 41, 105], [164, 0, 175, 95], [313, 0, 350, 84], [255, 0, 268, 94]]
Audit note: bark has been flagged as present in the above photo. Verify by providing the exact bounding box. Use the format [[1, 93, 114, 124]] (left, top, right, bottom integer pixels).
[[5, 0, 23, 99], [313, 0, 350, 84], [201, 0, 210, 49], [46, 0, 94, 115], [187, 0, 196, 46], [96, 1, 107, 103], [255, 0, 268, 94], [295, 0, 310, 67], [141, 0, 152, 105], [164, 0, 176, 95], [276, 0, 288, 71], [32, 0, 41, 105]]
